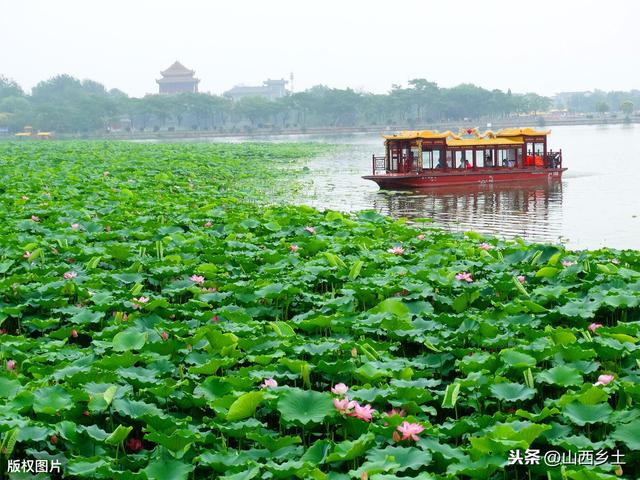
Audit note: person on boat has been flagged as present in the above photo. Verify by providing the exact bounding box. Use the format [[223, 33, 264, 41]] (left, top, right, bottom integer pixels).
[[485, 153, 493, 167], [459, 158, 471, 169]]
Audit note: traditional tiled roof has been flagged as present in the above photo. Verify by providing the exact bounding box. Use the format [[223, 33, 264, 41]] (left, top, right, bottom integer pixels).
[[160, 61, 195, 77]]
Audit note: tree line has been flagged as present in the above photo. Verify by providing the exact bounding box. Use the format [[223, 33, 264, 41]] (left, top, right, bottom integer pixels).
[[0, 74, 636, 134]]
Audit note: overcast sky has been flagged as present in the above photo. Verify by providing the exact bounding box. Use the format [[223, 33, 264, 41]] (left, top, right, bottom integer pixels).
[[1, 0, 638, 97]]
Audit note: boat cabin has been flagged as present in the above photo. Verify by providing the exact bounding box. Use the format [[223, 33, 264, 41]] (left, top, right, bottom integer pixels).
[[364, 128, 565, 188], [374, 128, 561, 174]]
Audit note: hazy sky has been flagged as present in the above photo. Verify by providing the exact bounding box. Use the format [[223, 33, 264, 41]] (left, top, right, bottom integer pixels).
[[2, 0, 638, 97]]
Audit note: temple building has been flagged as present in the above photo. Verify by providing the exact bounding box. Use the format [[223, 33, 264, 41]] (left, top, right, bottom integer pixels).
[[224, 79, 288, 101], [156, 61, 200, 94]]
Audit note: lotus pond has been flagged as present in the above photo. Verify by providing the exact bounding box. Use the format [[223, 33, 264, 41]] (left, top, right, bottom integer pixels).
[[0, 141, 639, 480]]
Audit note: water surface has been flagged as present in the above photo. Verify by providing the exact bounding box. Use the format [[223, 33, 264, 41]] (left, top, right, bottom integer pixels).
[[295, 125, 639, 251]]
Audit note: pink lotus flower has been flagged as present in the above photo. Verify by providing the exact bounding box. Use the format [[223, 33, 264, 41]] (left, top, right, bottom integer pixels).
[[333, 397, 351, 414], [517, 275, 526, 284], [455, 272, 473, 282], [593, 374, 615, 386], [70, 329, 78, 338], [122, 313, 129, 322], [6, 360, 16, 371], [161, 331, 169, 341], [212, 315, 219, 323], [31, 215, 40, 222], [562, 260, 576, 267], [202, 287, 217, 293], [289, 244, 300, 252], [397, 421, 425, 442], [351, 347, 358, 358], [23, 251, 32, 259], [132, 296, 149, 309], [360, 471, 368, 480], [388, 246, 405, 255], [588, 323, 603, 332], [416, 234, 426, 240], [71, 223, 80, 230], [63, 271, 77, 280], [190, 274, 205, 285], [260, 378, 278, 388], [331, 383, 349, 396], [21, 195, 29, 200], [350, 403, 376, 422], [304, 226, 316, 234], [126, 437, 143, 452], [385, 408, 406, 418], [393, 430, 401, 442], [204, 221, 212, 228], [479, 242, 493, 250]]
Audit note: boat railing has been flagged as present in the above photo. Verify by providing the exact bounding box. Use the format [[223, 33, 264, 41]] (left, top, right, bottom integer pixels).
[[544, 150, 562, 169], [372, 155, 386, 174]]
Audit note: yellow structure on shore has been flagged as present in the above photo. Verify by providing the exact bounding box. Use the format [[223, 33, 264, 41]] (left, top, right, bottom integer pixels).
[[14, 126, 53, 139]]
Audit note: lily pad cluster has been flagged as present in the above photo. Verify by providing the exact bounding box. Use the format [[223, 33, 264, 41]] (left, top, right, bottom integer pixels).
[[0, 141, 639, 479]]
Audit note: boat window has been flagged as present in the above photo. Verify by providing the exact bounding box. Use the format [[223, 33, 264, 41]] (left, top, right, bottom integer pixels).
[[497, 149, 516, 167], [424, 149, 442, 169], [528, 143, 545, 155], [475, 149, 484, 167], [446, 150, 453, 169], [455, 151, 462, 169]]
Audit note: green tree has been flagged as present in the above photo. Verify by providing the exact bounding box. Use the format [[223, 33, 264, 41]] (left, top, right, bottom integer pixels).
[[596, 101, 610, 116], [620, 100, 634, 117], [235, 96, 276, 127], [0, 75, 24, 99], [0, 96, 33, 131]]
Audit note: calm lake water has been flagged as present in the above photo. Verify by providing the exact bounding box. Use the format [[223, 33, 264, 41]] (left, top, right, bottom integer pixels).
[[150, 124, 640, 251]]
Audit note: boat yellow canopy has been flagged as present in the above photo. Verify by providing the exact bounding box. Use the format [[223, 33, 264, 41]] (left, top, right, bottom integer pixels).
[[496, 127, 550, 137], [383, 130, 460, 140], [384, 127, 550, 142], [447, 136, 524, 147]]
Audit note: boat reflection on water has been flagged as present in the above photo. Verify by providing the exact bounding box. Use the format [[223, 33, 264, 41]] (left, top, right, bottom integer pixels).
[[372, 180, 564, 244]]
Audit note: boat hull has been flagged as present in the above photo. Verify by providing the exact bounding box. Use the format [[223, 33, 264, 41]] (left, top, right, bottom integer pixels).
[[362, 168, 567, 189]]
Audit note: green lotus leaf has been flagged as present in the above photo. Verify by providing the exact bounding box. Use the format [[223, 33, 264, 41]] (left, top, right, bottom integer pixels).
[[489, 383, 536, 402], [226, 391, 265, 422], [500, 350, 537, 368], [112, 329, 147, 351], [366, 445, 431, 472], [610, 421, 640, 450], [326, 433, 375, 463], [537, 365, 583, 386], [144, 458, 195, 480], [66, 458, 108, 477], [562, 402, 613, 426], [33, 386, 73, 415], [277, 388, 334, 425], [104, 424, 132, 445]]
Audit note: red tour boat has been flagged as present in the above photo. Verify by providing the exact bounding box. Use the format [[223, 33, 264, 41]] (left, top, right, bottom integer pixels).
[[362, 127, 566, 188]]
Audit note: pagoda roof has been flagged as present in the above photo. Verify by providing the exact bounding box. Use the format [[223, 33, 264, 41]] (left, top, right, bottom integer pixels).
[[160, 61, 196, 77]]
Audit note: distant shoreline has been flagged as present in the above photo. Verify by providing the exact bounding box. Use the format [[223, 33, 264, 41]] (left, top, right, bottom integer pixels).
[[3, 116, 637, 142]]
